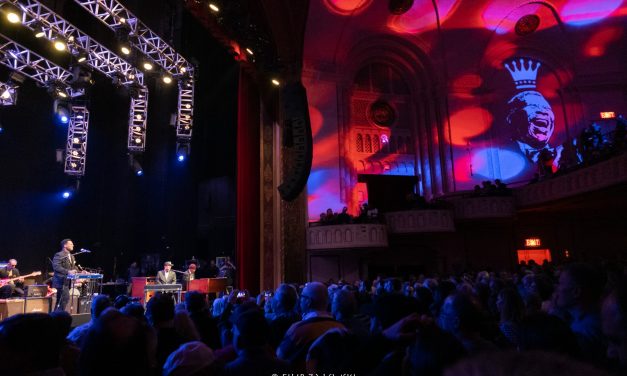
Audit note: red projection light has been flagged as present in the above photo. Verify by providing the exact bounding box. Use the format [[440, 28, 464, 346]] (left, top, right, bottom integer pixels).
[[600, 112, 616, 119], [525, 238, 541, 247], [515, 14, 541, 36]]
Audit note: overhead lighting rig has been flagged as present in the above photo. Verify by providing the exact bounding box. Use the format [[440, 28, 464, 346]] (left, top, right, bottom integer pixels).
[[64, 105, 89, 176], [72, 0, 195, 141]]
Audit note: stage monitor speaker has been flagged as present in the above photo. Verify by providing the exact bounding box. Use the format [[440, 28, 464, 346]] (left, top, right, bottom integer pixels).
[[0, 299, 24, 320], [278, 81, 313, 201], [71, 297, 92, 315], [24, 297, 52, 314]]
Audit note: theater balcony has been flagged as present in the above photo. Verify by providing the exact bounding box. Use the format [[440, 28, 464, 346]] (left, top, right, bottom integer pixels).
[[385, 210, 455, 233], [515, 152, 627, 207], [306, 223, 388, 250], [451, 196, 517, 219]]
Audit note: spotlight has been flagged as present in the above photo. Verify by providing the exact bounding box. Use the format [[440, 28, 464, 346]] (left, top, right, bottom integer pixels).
[[129, 154, 144, 176], [1, 4, 22, 24], [31, 21, 46, 38], [245, 48, 254, 55], [271, 78, 280, 86], [176, 142, 190, 162], [162, 75, 172, 84], [76, 51, 88, 63], [69, 64, 94, 89], [53, 37, 67, 51], [209, 3, 219, 12], [53, 99, 71, 124], [121, 46, 131, 55], [62, 191, 71, 199], [180, 66, 187, 74], [143, 62, 153, 70], [0, 82, 17, 106]]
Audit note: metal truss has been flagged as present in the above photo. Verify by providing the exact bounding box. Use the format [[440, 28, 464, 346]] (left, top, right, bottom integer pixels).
[[0, 33, 83, 97], [127, 86, 149, 152], [176, 77, 194, 139], [72, 0, 195, 138], [10, 0, 143, 85], [64, 105, 90, 176], [72, 0, 193, 77], [0, 81, 18, 106]]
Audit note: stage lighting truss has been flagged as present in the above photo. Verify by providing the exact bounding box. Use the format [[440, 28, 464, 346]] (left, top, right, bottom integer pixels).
[[127, 85, 149, 152], [72, 0, 195, 137], [8, 0, 144, 86], [0, 34, 84, 97], [64, 105, 89, 176], [177, 78, 194, 139], [0, 80, 17, 105]]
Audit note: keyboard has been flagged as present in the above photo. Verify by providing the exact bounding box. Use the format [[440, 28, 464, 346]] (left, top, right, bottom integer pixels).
[[144, 284, 182, 292], [67, 273, 103, 280]]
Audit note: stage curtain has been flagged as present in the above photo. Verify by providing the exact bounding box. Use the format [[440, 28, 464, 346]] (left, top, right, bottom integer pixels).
[[236, 68, 261, 294]]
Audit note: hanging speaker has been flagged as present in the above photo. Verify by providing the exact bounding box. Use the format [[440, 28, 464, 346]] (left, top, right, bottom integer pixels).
[[277, 81, 313, 201]]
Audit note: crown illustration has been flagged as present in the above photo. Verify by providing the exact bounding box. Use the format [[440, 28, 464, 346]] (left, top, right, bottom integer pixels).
[[504, 58, 540, 89]]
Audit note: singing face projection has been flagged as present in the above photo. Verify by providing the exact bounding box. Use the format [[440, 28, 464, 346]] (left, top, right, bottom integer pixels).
[[504, 59, 557, 162]]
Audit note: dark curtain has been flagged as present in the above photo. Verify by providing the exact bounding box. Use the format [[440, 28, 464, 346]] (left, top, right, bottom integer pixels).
[[236, 68, 261, 294]]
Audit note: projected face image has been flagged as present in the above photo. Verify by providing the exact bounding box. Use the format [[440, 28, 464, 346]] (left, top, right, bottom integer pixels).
[[507, 91, 555, 150]]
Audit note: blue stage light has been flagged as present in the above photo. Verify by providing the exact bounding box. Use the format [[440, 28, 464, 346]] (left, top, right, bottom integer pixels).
[[60, 115, 69, 123], [136, 169, 143, 176], [177, 154, 185, 162], [62, 191, 71, 199]]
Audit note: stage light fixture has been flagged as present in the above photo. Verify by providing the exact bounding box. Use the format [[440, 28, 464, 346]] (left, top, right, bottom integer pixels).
[[176, 142, 190, 162], [76, 51, 88, 63], [0, 81, 17, 106], [53, 37, 67, 51], [53, 98, 71, 123], [1, 4, 22, 24], [143, 62, 153, 70], [121, 46, 131, 55], [69, 64, 95, 89], [209, 3, 219, 12], [245, 48, 254, 55], [62, 191, 71, 199], [271, 78, 280, 86], [162, 75, 172, 84]]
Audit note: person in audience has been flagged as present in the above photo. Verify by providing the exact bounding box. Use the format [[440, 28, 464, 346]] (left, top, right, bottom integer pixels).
[[331, 289, 370, 337], [0, 313, 65, 374], [224, 308, 290, 376], [405, 324, 466, 376], [276, 282, 345, 370], [602, 278, 627, 370], [336, 206, 351, 224], [553, 262, 606, 364], [146, 292, 187, 369], [163, 341, 218, 376], [267, 284, 300, 349], [157, 261, 177, 284], [50, 310, 81, 376], [186, 291, 221, 350], [67, 294, 111, 347], [121, 302, 147, 322], [518, 312, 580, 357], [80, 308, 156, 376], [496, 288, 524, 346], [438, 292, 497, 354]]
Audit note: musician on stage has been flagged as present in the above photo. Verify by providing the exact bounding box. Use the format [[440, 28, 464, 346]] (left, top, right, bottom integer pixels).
[[0, 259, 24, 298], [157, 261, 177, 284], [52, 239, 78, 311], [181, 261, 197, 290]]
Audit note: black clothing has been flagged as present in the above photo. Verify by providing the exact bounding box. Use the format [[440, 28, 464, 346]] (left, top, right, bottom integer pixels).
[[52, 250, 76, 311], [0, 267, 24, 298]]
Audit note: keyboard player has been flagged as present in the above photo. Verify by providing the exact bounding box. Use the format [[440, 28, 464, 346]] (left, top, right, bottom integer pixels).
[[156, 261, 177, 284]]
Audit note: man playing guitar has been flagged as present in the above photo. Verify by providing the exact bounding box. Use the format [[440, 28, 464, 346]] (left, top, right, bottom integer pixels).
[[0, 259, 41, 298]]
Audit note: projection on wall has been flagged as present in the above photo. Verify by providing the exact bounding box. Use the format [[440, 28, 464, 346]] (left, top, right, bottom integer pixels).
[[504, 58, 559, 169]]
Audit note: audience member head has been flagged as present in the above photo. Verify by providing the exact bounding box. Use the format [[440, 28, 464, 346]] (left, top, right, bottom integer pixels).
[[50, 310, 73, 338], [300, 282, 329, 314], [163, 341, 216, 376], [185, 291, 207, 314], [602, 278, 627, 368], [518, 313, 579, 357], [0, 313, 63, 373], [406, 325, 466, 376], [384, 278, 402, 294], [555, 263, 604, 311], [496, 288, 524, 323], [91, 294, 112, 320], [80, 308, 156, 376], [114, 294, 131, 309], [332, 289, 357, 321], [372, 293, 420, 333], [438, 293, 483, 336], [232, 308, 269, 351], [146, 292, 175, 326], [212, 297, 227, 317], [121, 302, 146, 322]]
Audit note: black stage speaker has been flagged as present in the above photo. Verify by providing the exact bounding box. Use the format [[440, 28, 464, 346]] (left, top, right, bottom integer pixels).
[[278, 81, 313, 201]]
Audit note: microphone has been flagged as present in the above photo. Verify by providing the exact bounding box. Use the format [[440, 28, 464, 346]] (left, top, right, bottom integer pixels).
[[80, 248, 92, 253]]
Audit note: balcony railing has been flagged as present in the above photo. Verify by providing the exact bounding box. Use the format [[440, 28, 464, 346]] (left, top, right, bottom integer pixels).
[[385, 210, 455, 233], [452, 196, 516, 219], [306, 224, 388, 250]]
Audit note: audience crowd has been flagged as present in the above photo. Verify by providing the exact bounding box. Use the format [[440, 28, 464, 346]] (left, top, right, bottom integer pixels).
[[2, 259, 627, 375]]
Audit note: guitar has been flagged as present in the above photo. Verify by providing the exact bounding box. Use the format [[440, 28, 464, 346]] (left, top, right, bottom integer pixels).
[[0, 271, 42, 287]]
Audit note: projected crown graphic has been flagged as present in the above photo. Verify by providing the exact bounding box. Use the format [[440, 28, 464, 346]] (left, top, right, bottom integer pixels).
[[504, 58, 541, 89]]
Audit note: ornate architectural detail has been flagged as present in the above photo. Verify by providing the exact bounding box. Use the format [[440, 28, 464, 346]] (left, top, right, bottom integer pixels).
[[386, 210, 455, 233], [453, 197, 516, 219], [515, 153, 627, 207], [306, 224, 388, 250]]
